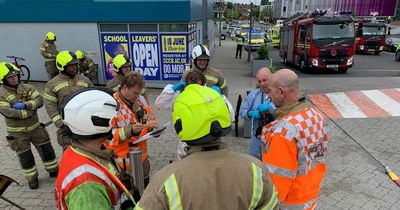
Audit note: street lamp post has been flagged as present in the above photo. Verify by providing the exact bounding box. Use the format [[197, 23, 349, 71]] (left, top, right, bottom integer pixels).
[[219, 0, 222, 46], [247, 3, 254, 62]]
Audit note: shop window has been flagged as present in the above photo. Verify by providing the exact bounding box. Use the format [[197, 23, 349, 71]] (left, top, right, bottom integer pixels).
[[159, 24, 188, 32], [129, 24, 157, 32], [99, 24, 128, 32]]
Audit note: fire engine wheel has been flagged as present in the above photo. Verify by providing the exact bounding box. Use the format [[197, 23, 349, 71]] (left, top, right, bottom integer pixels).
[[396, 51, 400, 61], [338, 68, 348, 73], [283, 54, 288, 65]]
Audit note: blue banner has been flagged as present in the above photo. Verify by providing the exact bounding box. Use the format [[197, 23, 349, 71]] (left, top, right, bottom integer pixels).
[[130, 33, 160, 81], [160, 34, 189, 81], [100, 33, 130, 80]]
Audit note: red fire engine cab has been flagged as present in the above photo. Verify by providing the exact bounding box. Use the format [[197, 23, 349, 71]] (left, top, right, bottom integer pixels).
[[280, 11, 356, 73], [355, 20, 386, 55]]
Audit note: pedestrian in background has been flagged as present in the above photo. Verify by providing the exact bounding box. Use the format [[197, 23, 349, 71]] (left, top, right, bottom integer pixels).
[[44, 50, 93, 150], [0, 62, 58, 189], [75, 50, 97, 83], [235, 34, 245, 59], [240, 67, 275, 160], [182, 44, 229, 96], [262, 69, 328, 209], [40, 32, 58, 80], [135, 84, 279, 209]]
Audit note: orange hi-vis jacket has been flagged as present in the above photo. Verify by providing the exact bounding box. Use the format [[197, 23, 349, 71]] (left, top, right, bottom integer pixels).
[[261, 102, 328, 210], [104, 91, 157, 169]]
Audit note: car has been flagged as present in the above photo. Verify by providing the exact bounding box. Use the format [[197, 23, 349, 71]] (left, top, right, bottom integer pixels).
[[396, 45, 400, 61], [385, 27, 400, 52], [244, 33, 266, 51]]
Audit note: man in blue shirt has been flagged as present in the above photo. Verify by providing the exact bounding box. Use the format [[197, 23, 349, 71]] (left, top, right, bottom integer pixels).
[[240, 68, 275, 160]]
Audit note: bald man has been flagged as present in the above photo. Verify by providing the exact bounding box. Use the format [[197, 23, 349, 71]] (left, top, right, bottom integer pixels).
[[240, 67, 275, 160], [261, 69, 328, 209]]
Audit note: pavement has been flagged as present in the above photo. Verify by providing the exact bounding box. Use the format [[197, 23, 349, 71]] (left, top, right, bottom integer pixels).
[[1, 39, 400, 209]]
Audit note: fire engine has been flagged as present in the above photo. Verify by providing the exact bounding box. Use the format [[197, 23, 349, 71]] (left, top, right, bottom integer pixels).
[[279, 11, 356, 73], [355, 19, 386, 55]]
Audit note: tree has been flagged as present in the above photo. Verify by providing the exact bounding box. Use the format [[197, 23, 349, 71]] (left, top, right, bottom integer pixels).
[[226, 1, 233, 9], [261, 0, 269, 5]]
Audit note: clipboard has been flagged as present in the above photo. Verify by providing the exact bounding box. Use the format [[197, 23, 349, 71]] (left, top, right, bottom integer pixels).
[[131, 122, 170, 144]]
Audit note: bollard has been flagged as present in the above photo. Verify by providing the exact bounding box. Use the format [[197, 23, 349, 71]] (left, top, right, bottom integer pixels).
[[128, 148, 145, 196]]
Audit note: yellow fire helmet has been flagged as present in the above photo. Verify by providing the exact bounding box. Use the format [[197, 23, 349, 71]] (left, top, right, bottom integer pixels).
[[46, 32, 56, 41], [172, 84, 231, 144], [0, 62, 20, 82], [75, 50, 85, 60], [113, 54, 131, 72], [56, 50, 80, 71]]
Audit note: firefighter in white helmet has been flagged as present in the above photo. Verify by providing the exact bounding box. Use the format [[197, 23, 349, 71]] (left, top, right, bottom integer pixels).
[[181, 44, 229, 96], [55, 88, 135, 209]]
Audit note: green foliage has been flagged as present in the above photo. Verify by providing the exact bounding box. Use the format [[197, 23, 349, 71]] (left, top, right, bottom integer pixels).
[[261, 0, 269, 5], [269, 65, 278, 73], [256, 45, 270, 60]]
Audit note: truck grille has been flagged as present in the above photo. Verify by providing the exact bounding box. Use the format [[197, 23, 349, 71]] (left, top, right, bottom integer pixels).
[[320, 58, 346, 65], [319, 49, 348, 57], [365, 41, 380, 49]]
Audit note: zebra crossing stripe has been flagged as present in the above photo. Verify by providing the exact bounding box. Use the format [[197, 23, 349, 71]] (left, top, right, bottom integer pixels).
[[326, 92, 368, 118], [361, 90, 400, 116], [345, 91, 390, 118], [308, 94, 342, 119]]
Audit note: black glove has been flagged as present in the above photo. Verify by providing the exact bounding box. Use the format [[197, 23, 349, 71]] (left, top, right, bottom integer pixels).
[[60, 125, 70, 136]]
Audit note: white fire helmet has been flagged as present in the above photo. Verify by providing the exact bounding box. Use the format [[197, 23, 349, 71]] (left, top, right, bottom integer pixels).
[[60, 88, 119, 139], [191, 44, 210, 60]]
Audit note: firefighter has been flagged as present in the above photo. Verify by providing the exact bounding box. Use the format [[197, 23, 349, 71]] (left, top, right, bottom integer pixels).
[[75, 50, 97, 83], [0, 62, 58, 189], [240, 67, 275, 160], [182, 44, 229, 96], [43, 50, 94, 150], [135, 84, 279, 209], [262, 69, 328, 209], [106, 54, 133, 92], [55, 88, 135, 209], [40, 32, 58, 80], [104, 72, 158, 188]]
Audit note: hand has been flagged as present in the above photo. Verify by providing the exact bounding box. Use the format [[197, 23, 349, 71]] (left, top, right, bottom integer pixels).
[[148, 121, 158, 130], [60, 124, 70, 136], [210, 86, 222, 95], [131, 123, 144, 135], [249, 110, 260, 119], [171, 81, 186, 92], [257, 103, 270, 112], [12, 102, 26, 110]]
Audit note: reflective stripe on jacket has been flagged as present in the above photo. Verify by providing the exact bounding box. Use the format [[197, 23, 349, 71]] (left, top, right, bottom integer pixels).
[[135, 144, 279, 210], [261, 101, 328, 209], [55, 147, 133, 210], [44, 73, 93, 128], [104, 91, 157, 168], [0, 84, 43, 133]]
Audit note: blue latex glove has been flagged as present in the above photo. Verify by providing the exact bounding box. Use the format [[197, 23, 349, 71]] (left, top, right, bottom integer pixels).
[[249, 110, 260, 119], [257, 103, 270, 112], [210, 85, 222, 95], [12, 102, 26, 110], [171, 81, 187, 92]]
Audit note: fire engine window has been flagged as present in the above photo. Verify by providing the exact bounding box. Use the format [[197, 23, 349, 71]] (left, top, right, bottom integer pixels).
[[306, 25, 311, 42], [298, 25, 306, 44]]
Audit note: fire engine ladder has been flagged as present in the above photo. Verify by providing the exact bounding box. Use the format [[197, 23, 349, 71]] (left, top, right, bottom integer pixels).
[[283, 12, 308, 25]]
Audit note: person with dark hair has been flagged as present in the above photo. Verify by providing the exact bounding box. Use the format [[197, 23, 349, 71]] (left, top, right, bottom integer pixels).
[[135, 84, 279, 209], [104, 72, 158, 188], [55, 89, 135, 209]]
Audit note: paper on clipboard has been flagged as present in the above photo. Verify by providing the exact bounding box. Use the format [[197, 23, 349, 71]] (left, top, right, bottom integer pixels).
[[132, 122, 170, 144]]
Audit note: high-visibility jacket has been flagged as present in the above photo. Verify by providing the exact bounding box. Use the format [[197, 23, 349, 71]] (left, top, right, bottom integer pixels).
[[236, 36, 245, 45], [135, 141, 279, 210], [104, 91, 157, 169], [43, 73, 93, 128], [55, 146, 134, 210], [182, 66, 228, 96], [261, 99, 328, 210], [0, 84, 43, 133]]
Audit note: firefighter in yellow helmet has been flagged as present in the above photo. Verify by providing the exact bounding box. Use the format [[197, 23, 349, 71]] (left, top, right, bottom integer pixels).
[[40, 32, 59, 80], [106, 54, 132, 92], [43, 50, 94, 150], [135, 84, 279, 209], [0, 62, 58, 189], [75, 50, 97, 83]]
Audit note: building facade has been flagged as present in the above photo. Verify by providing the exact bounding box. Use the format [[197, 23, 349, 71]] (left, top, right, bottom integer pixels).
[[274, 0, 398, 19], [0, 0, 215, 86]]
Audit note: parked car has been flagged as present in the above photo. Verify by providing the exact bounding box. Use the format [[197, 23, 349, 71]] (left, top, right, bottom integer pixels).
[[385, 27, 400, 52]]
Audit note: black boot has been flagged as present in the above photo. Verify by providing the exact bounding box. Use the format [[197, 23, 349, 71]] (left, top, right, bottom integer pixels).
[[28, 177, 39, 190], [49, 170, 58, 178]]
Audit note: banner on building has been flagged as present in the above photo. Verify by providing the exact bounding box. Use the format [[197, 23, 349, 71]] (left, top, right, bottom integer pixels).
[[160, 34, 189, 81], [130, 33, 160, 80], [101, 33, 129, 80]]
